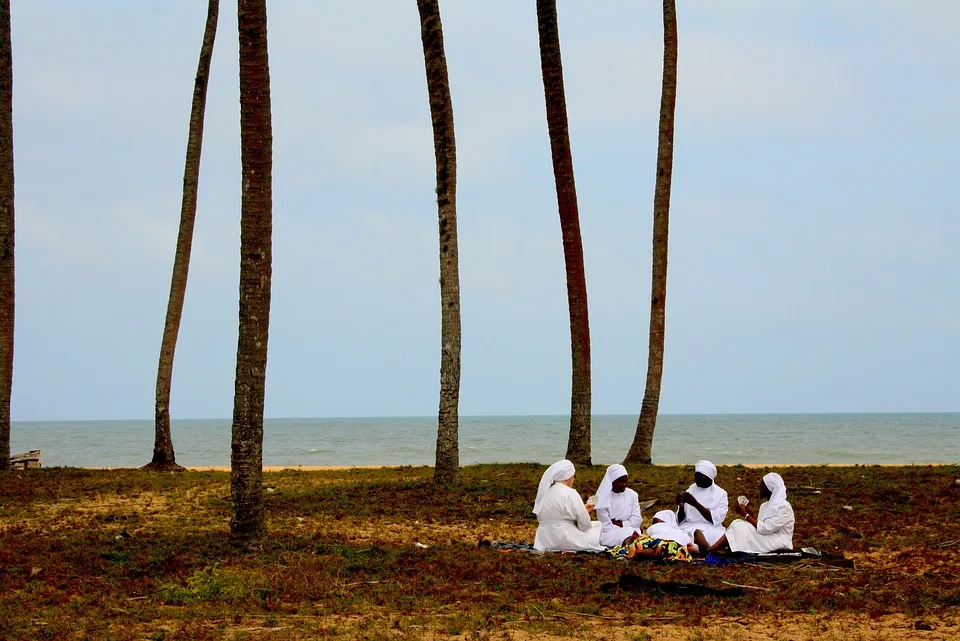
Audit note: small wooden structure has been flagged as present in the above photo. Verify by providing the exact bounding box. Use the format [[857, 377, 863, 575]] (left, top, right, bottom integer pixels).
[[11, 450, 42, 469]]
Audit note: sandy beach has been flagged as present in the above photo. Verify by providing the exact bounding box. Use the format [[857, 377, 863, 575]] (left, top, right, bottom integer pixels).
[[187, 465, 390, 472]]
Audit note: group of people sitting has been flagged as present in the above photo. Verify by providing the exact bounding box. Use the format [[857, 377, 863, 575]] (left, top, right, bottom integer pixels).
[[532, 459, 795, 561]]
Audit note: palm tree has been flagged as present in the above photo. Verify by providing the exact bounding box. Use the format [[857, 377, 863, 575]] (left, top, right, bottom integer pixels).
[[0, 0, 12, 471], [624, 0, 678, 465], [536, 0, 591, 466], [146, 0, 220, 473], [231, 0, 273, 545], [416, 0, 461, 485]]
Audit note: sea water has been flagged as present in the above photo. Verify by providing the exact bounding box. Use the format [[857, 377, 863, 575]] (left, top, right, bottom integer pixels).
[[9, 413, 959, 468]]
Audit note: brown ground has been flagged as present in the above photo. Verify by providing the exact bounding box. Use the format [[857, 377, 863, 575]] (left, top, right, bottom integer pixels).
[[4, 464, 959, 640]]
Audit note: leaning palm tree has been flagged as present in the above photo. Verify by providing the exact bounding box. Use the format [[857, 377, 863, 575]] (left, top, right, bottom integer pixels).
[[0, 0, 12, 471], [145, 0, 220, 473], [416, 0, 462, 485], [624, 0, 678, 465], [231, 0, 273, 545], [536, 0, 591, 466]]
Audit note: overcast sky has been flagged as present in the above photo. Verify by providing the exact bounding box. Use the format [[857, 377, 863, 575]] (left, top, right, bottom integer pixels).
[[10, 1, 959, 422]]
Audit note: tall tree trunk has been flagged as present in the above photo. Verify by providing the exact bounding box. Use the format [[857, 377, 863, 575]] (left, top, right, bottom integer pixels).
[[624, 0, 678, 465], [0, 0, 12, 471], [536, 0, 591, 466], [231, 0, 272, 546], [146, 0, 220, 473], [416, 0, 461, 485]]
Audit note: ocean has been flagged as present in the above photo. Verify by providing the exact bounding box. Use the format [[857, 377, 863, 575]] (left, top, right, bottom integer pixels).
[[9, 413, 959, 469]]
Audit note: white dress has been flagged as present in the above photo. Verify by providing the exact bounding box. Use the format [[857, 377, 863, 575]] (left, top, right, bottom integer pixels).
[[726, 500, 795, 553], [596, 488, 642, 548], [677, 482, 728, 546], [533, 482, 603, 552]]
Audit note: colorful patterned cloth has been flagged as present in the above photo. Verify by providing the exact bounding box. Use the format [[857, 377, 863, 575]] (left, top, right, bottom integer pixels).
[[609, 534, 693, 562]]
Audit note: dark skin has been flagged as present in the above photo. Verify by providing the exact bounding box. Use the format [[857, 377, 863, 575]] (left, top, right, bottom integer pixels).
[[702, 478, 773, 553], [676, 471, 715, 524], [609, 475, 629, 527]]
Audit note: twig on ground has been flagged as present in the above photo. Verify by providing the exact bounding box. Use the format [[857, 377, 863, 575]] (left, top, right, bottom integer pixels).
[[721, 580, 774, 592], [938, 538, 960, 548], [234, 614, 329, 620], [532, 604, 546, 620], [555, 610, 623, 620]]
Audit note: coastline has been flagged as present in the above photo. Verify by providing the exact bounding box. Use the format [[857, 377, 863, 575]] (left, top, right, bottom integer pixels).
[[76, 462, 953, 472]]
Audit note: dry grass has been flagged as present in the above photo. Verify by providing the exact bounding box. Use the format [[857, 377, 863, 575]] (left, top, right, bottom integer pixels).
[[2, 463, 959, 640]]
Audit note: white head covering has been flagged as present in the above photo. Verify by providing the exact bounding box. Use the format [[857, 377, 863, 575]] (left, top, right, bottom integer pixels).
[[533, 460, 576, 515], [763, 472, 787, 513], [594, 464, 628, 510], [695, 460, 717, 480], [651, 509, 678, 527]]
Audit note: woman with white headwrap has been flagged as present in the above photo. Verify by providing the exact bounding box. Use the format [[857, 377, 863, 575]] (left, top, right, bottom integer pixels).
[[532, 460, 604, 552], [646, 509, 694, 548], [594, 464, 642, 547], [706, 472, 795, 553], [676, 460, 728, 548]]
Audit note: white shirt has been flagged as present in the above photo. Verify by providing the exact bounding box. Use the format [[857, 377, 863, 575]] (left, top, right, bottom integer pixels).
[[596, 488, 642, 548], [678, 481, 728, 546]]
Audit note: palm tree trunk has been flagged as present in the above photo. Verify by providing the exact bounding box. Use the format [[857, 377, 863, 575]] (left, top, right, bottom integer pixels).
[[536, 0, 591, 466], [147, 0, 220, 473], [624, 0, 678, 465], [231, 0, 273, 546], [0, 0, 13, 471], [416, 0, 461, 485]]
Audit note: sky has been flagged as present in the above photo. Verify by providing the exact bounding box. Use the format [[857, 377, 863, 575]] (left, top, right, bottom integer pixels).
[[9, 1, 960, 422]]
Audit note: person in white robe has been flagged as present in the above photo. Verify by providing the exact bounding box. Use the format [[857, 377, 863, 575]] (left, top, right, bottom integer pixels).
[[594, 464, 642, 548], [646, 509, 694, 548], [707, 472, 795, 553], [533, 459, 604, 552], [677, 460, 728, 550]]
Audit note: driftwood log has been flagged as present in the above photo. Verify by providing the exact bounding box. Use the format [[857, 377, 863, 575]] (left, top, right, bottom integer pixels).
[[10, 450, 41, 469]]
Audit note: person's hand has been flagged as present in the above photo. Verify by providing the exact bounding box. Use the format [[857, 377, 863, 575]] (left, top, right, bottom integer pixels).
[[585, 503, 596, 513], [734, 503, 748, 517], [611, 519, 623, 527], [675, 492, 686, 505]]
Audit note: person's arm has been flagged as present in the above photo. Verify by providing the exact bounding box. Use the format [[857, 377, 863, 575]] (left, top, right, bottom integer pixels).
[[595, 505, 614, 529], [684, 492, 714, 523], [625, 493, 642, 531], [570, 490, 594, 532], [709, 491, 729, 526], [734, 501, 759, 529], [756, 503, 793, 536]]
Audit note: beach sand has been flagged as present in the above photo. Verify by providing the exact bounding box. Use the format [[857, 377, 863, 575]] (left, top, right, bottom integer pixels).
[[184, 465, 392, 472]]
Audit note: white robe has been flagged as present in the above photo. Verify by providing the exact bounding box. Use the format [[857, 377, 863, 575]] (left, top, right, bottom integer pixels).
[[647, 521, 693, 547], [596, 488, 642, 548], [677, 482, 728, 546], [726, 500, 795, 553], [533, 482, 603, 552]]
